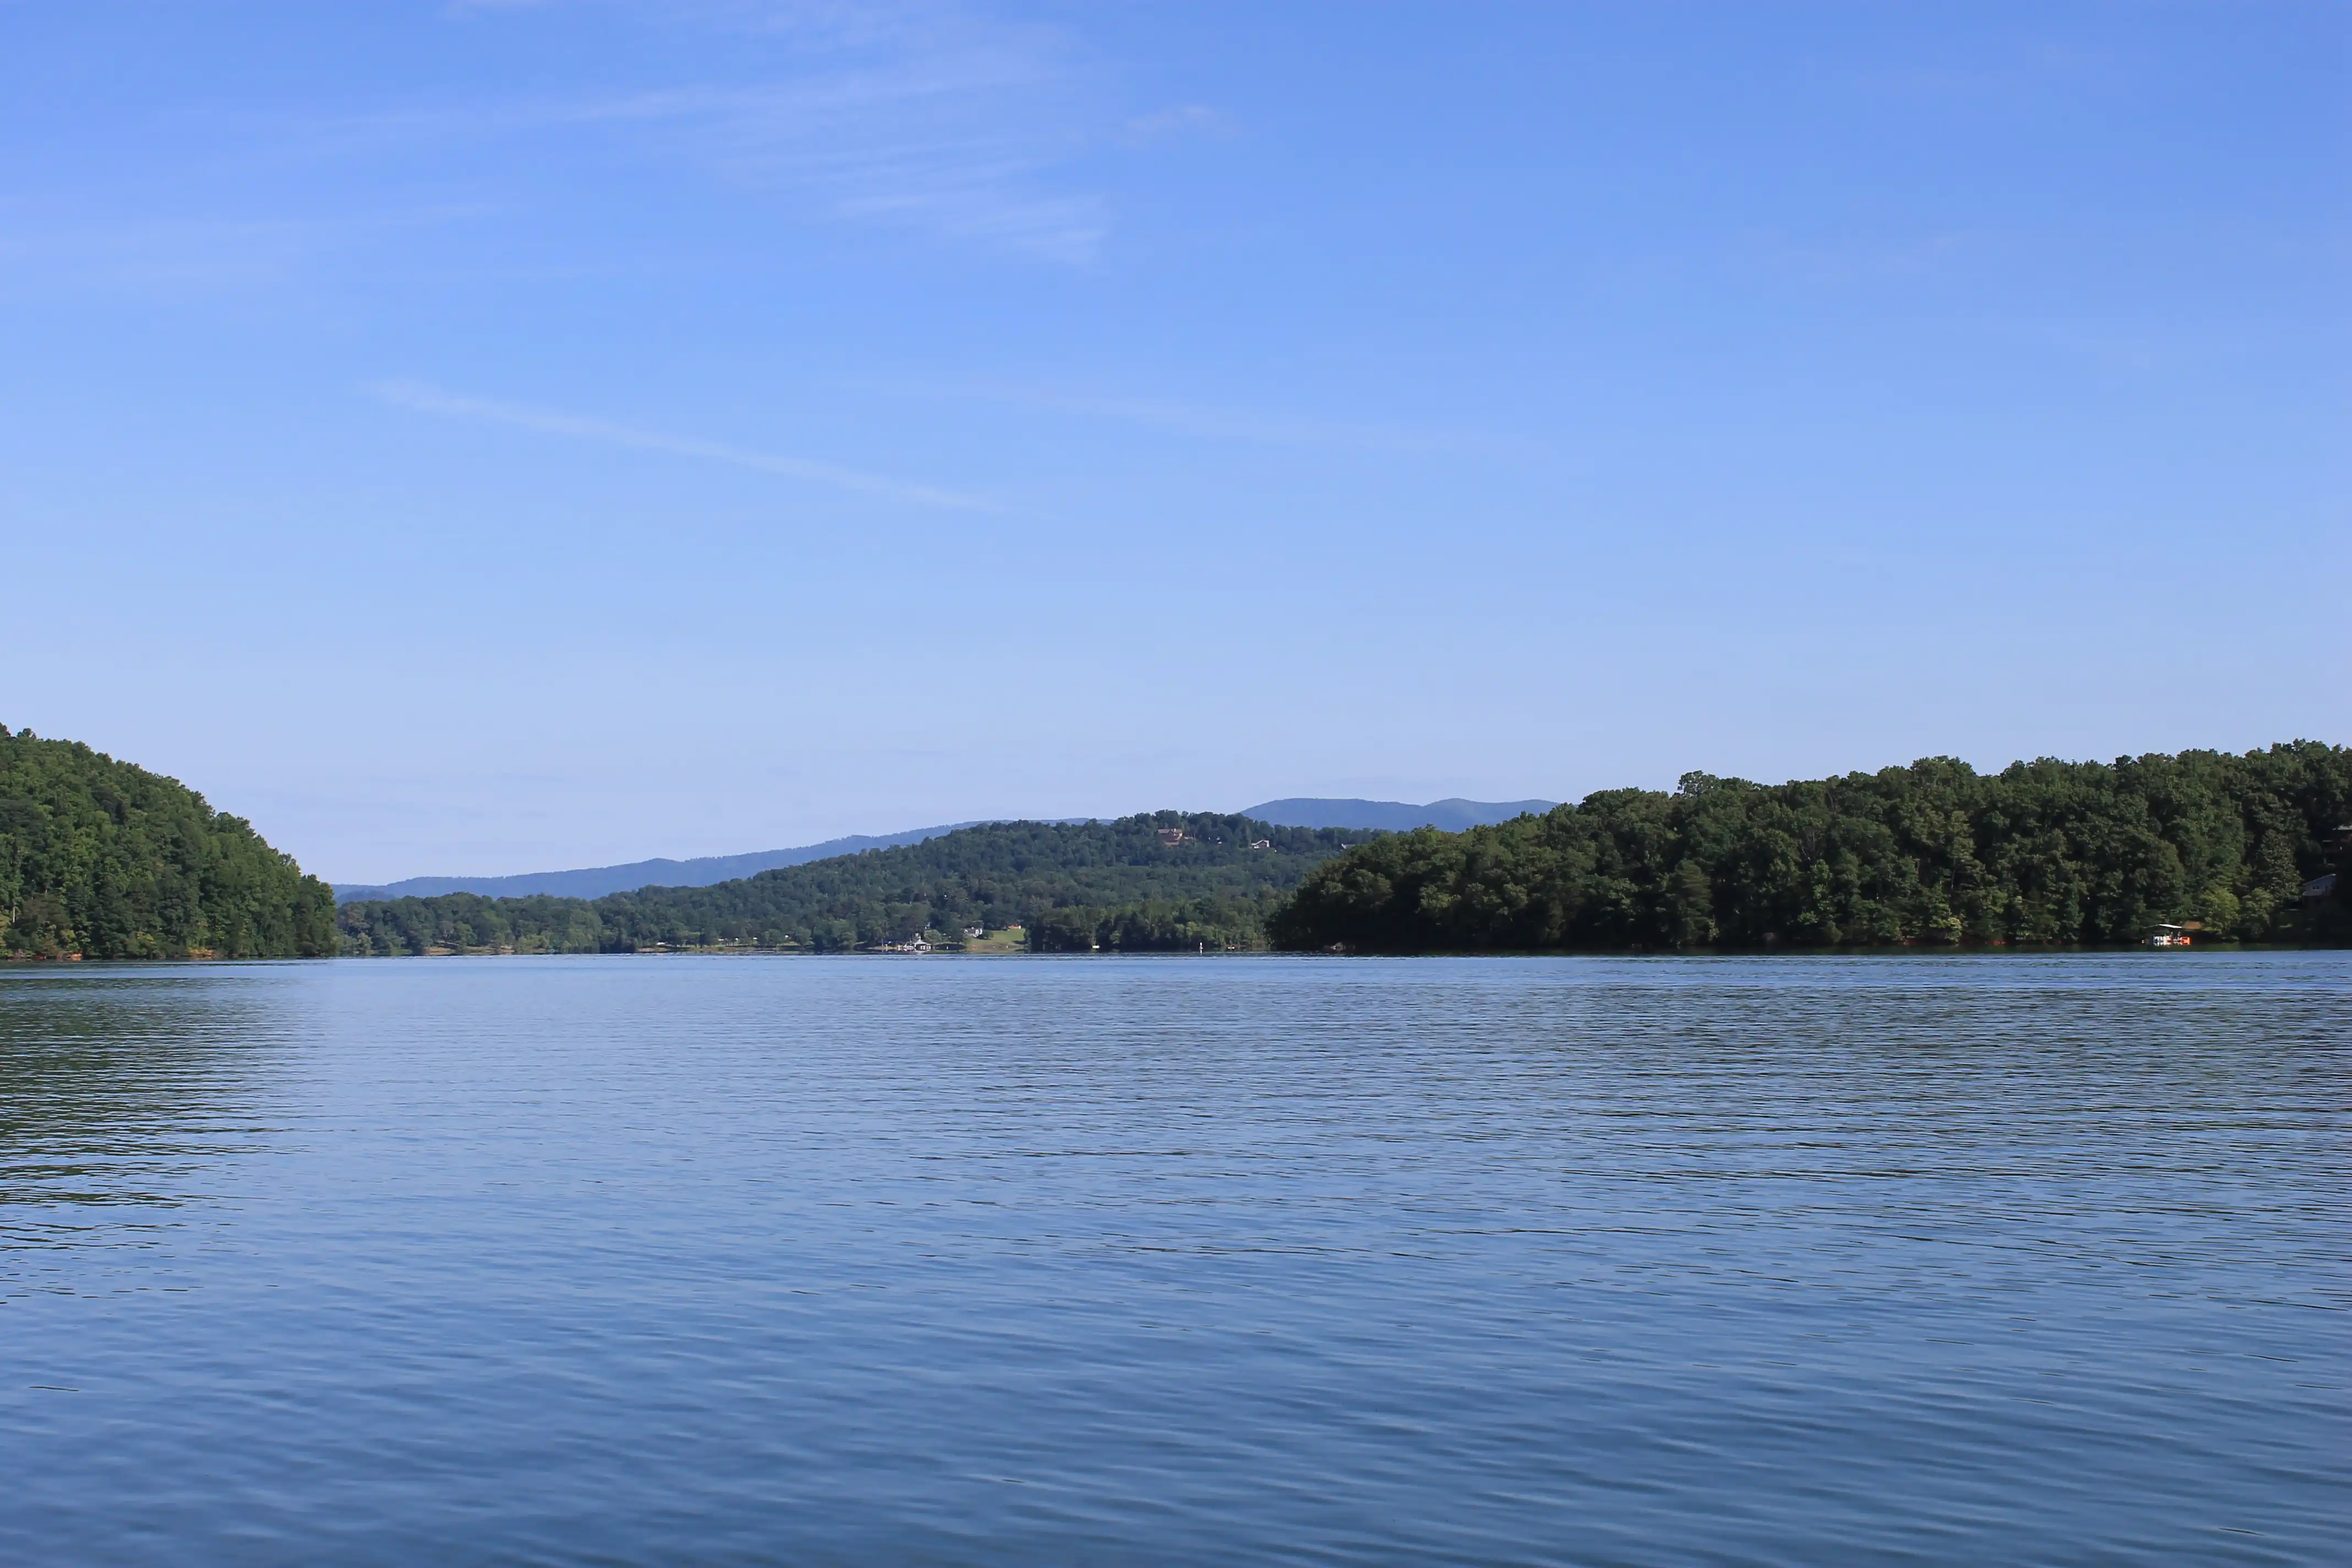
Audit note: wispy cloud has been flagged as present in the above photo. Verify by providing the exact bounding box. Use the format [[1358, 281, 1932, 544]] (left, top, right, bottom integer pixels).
[[1, 3, 1192, 297], [374, 379, 1003, 511], [374, 2, 1116, 264], [601, 72, 1106, 264]]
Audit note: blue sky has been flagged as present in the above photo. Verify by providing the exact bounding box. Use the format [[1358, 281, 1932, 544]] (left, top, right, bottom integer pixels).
[[3, 1, 2344, 883]]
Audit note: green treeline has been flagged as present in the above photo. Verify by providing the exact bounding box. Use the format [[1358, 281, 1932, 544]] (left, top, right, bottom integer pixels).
[[1026, 895, 1279, 953], [1273, 743, 2352, 952], [337, 814, 1377, 955], [1, 727, 338, 959]]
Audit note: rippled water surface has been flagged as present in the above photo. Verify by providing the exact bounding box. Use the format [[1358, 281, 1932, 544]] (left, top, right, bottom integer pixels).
[[1, 955, 2344, 1564]]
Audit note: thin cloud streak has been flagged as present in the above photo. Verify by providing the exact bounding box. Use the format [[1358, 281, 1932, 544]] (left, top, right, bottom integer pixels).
[[271, 3, 1110, 264], [373, 380, 1004, 512]]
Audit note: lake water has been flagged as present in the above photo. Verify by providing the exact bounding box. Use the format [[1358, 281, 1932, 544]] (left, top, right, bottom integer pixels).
[[1, 954, 2344, 1565]]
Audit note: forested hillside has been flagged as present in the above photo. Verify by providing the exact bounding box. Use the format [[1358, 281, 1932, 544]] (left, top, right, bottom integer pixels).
[[1273, 744, 2352, 952], [1, 727, 338, 959], [337, 814, 1378, 955]]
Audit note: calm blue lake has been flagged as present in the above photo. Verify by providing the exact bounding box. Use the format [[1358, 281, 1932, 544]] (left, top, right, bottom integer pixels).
[[2, 954, 2344, 1564]]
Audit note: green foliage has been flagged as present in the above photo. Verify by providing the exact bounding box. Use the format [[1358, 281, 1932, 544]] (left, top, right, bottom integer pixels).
[[1273, 744, 2352, 952], [1026, 893, 1280, 953], [0, 727, 337, 960], [338, 813, 1376, 956]]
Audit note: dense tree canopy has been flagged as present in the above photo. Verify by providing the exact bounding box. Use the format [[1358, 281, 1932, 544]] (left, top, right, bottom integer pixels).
[[1, 727, 337, 959], [337, 813, 1376, 955], [1273, 744, 2352, 952]]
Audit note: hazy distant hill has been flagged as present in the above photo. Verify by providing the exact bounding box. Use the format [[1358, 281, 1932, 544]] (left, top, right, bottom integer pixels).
[[337, 813, 1378, 955], [337, 802, 1558, 902], [1242, 798, 1557, 832], [333, 824, 983, 903]]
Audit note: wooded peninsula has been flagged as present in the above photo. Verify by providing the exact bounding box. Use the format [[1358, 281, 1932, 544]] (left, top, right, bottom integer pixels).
[[1, 727, 337, 959], [1275, 743, 2351, 951]]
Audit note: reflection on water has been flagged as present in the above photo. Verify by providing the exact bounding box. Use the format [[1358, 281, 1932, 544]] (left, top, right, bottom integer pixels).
[[0, 954, 2344, 1566], [0, 968, 293, 1243]]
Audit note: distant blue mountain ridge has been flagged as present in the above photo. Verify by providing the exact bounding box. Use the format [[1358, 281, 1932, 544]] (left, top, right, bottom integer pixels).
[[331, 825, 986, 903], [331, 798, 1556, 903]]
